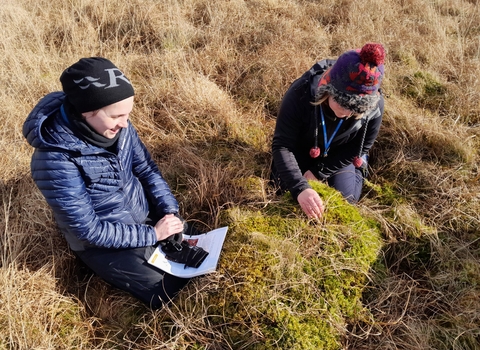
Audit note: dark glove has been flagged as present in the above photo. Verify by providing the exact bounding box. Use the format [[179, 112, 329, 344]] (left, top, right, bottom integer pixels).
[[161, 240, 209, 268]]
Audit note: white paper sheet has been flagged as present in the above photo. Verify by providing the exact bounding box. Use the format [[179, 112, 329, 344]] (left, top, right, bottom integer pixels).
[[147, 226, 228, 278]]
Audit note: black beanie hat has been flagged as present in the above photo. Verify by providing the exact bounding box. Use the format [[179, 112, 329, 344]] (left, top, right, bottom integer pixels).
[[60, 57, 135, 113]]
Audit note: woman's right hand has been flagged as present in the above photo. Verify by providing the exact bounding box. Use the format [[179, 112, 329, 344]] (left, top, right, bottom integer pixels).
[[154, 214, 185, 241], [303, 170, 318, 181], [297, 188, 325, 219]]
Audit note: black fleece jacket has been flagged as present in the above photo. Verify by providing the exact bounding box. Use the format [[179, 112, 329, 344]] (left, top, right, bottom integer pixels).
[[272, 59, 384, 200]]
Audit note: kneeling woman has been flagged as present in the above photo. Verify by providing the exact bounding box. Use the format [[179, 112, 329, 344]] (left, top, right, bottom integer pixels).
[[271, 43, 386, 219]]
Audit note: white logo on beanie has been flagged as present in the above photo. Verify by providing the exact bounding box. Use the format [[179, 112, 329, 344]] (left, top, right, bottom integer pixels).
[[73, 68, 132, 90]]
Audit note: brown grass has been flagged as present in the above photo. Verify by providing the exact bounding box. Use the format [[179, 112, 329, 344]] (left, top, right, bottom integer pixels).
[[1, 0, 480, 348]]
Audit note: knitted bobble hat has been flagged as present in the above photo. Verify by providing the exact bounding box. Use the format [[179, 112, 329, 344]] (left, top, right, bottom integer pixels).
[[316, 43, 385, 114], [60, 57, 135, 113]]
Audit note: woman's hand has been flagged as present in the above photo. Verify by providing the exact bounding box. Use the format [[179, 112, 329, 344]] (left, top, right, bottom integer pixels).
[[303, 170, 318, 181], [154, 214, 185, 241], [297, 188, 325, 219]]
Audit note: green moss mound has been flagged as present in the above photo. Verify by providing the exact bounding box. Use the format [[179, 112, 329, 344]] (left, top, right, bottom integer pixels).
[[181, 181, 384, 349]]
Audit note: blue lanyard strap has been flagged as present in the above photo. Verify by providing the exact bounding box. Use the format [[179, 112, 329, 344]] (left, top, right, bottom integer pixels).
[[320, 105, 343, 157]]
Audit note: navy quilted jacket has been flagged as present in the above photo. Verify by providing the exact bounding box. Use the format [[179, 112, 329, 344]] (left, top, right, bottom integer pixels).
[[23, 92, 179, 251]]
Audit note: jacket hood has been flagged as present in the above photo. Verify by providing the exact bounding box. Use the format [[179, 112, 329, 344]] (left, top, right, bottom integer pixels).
[[23, 92, 98, 154]]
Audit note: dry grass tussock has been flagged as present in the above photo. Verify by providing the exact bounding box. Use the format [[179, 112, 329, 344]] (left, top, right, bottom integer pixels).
[[1, 0, 480, 348], [0, 266, 95, 349]]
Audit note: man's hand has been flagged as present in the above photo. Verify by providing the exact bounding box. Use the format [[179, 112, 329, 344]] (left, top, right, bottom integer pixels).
[[154, 214, 184, 241], [297, 188, 325, 219]]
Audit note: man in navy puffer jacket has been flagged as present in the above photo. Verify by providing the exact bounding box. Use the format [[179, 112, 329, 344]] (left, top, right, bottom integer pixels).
[[23, 57, 188, 309]]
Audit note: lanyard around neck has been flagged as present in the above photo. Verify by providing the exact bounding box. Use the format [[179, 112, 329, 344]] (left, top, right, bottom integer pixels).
[[320, 105, 343, 157]]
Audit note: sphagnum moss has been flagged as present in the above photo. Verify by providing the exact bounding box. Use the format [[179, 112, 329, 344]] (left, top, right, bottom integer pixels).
[[190, 181, 384, 349]]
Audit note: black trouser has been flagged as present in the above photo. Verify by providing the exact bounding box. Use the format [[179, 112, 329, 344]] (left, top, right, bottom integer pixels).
[[326, 163, 364, 204], [76, 245, 190, 310]]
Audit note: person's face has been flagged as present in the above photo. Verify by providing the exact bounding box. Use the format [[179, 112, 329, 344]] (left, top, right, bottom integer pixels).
[[83, 96, 134, 139], [328, 95, 353, 118]]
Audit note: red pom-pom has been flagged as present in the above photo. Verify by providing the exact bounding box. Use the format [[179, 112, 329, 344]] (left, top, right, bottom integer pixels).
[[353, 156, 363, 168], [310, 147, 320, 158], [360, 43, 385, 66]]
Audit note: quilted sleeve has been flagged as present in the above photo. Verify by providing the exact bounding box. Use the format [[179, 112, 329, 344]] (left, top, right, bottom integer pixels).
[[31, 149, 158, 249], [128, 126, 179, 217]]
